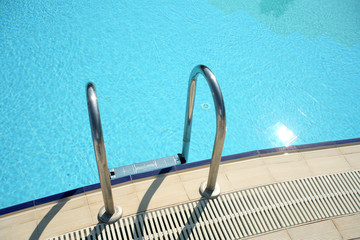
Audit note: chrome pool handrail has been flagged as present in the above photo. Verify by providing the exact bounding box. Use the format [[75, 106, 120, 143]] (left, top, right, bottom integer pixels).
[[87, 83, 122, 223], [181, 65, 226, 198]]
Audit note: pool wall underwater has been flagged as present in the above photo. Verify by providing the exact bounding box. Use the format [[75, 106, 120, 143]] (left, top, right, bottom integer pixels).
[[1, 0, 360, 209], [1, 138, 360, 216]]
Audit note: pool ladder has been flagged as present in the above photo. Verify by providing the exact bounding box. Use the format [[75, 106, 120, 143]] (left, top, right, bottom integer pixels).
[[86, 65, 226, 223]]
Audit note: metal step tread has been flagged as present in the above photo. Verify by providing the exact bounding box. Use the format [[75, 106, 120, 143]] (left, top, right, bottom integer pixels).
[[48, 170, 360, 240], [110, 155, 181, 179]]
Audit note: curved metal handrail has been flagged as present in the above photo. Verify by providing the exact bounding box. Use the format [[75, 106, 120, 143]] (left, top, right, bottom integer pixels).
[[87, 83, 122, 223], [181, 65, 226, 198]]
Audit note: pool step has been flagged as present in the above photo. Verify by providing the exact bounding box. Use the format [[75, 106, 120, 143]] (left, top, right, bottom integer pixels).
[[109, 155, 182, 179], [48, 170, 360, 240]]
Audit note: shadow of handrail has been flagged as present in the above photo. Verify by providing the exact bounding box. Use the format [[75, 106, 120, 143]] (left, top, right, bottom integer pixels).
[[176, 199, 209, 240], [29, 192, 74, 240], [131, 167, 172, 239]]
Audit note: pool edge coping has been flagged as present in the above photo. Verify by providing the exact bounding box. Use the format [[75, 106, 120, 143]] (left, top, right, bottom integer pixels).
[[1, 137, 359, 217]]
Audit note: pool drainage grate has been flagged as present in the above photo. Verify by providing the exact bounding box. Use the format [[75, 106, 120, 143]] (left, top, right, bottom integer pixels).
[[49, 170, 360, 240]]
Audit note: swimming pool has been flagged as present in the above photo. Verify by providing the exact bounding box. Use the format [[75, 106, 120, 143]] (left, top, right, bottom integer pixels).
[[1, 0, 359, 209]]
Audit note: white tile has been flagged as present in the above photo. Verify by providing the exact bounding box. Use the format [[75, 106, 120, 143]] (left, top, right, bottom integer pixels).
[[181, 171, 233, 200], [0, 208, 38, 240], [224, 165, 274, 190], [221, 158, 265, 172], [247, 230, 291, 240], [287, 220, 342, 240], [262, 152, 302, 165], [37, 206, 93, 239], [134, 174, 189, 212], [0, 208, 37, 226], [267, 161, 312, 182], [36, 195, 88, 219], [86, 183, 140, 223], [338, 144, 360, 155], [333, 214, 360, 240], [302, 148, 342, 160], [0, 220, 38, 240], [178, 167, 210, 182], [306, 156, 351, 175], [344, 153, 360, 170]]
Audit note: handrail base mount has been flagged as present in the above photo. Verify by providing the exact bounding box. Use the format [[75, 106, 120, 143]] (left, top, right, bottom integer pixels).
[[199, 181, 220, 199], [98, 204, 122, 223]]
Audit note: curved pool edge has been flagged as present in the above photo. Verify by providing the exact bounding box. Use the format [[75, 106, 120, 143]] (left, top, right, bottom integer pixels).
[[1, 137, 360, 217]]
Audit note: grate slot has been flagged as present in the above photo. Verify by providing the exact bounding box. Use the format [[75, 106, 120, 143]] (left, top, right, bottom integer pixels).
[[207, 197, 231, 239], [270, 184, 295, 226], [49, 170, 360, 240], [327, 175, 356, 213], [277, 183, 302, 224], [190, 201, 210, 239], [241, 190, 266, 233], [262, 185, 288, 227], [165, 208, 178, 239], [290, 180, 316, 221], [232, 192, 258, 234], [301, 178, 328, 219], [223, 194, 248, 237], [297, 179, 323, 220], [252, 187, 277, 231], [218, 194, 242, 239], [213, 197, 236, 239], [335, 174, 359, 209], [159, 210, 172, 240], [310, 177, 337, 217]]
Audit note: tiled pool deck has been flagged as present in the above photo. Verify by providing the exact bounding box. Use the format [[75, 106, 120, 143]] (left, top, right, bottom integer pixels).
[[1, 142, 359, 239]]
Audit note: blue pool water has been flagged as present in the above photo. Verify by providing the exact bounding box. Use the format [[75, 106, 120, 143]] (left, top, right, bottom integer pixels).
[[1, 0, 359, 209]]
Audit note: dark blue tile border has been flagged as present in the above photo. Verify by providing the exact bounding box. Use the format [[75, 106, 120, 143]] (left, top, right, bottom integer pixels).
[[221, 150, 260, 162], [259, 146, 298, 155], [111, 175, 132, 185], [83, 183, 101, 192], [175, 159, 211, 171], [0, 200, 35, 216], [295, 140, 338, 150], [34, 188, 85, 206], [1, 137, 360, 216], [335, 138, 360, 145]]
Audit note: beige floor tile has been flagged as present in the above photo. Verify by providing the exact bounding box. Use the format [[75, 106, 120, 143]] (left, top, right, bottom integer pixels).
[[0, 208, 38, 240], [338, 145, 360, 155], [221, 158, 265, 173], [302, 148, 342, 160], [247, 230, 291, 240], [287, 220, 342, 240], [134, 174, 189, 212], [333, 214, 360, 240], [36, 195, 88, 219], [178, 167, 210, 182], [112, 184, 140, 216], [225, 165, 274, 190], [262, 152, 302, 165], [87, 184, 140, 223], [267, 161, 312, 182], [181, 171, 233, 200], [0, 207, 37, 226], [306, 156, 351, 176], [86, 183, 138, 205], [0, 220, 38, 240], [37, 206, 93, 239], [344, 153, 360, 170], [87, 201, 107, 225]]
